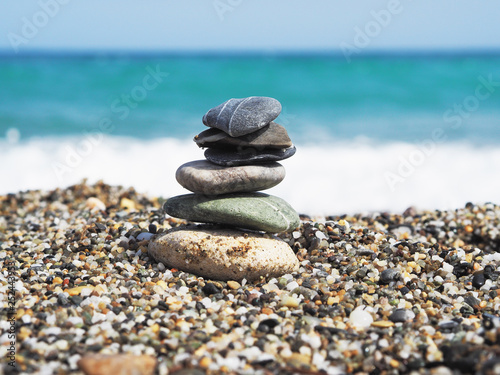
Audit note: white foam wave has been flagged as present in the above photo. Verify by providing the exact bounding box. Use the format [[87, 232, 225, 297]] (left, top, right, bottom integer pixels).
[[1, 136, 499, 215]]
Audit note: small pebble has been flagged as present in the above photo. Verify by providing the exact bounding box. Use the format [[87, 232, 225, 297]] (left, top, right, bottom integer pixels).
[[227, 281, 241, 290], [349, 308, 374, 329], [472, 272, 486, 288], [86, 197, 106, 211], [136, 232, 154, 241], [380, 268, 401, 284], [389, 309, 415, 323], [202, 283, 221, 295], [371, 320, 395, 328], [281, 295, 299, 308]]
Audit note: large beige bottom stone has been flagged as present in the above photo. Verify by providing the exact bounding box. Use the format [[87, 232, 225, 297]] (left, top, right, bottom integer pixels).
[[148, 226, 299, 281]]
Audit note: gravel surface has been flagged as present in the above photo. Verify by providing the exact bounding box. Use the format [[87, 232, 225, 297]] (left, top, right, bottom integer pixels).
[[1, 181, 500, 375]]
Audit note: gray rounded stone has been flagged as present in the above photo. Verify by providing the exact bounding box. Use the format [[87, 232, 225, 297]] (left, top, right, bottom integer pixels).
[[205, 145, 296, 167], [380, 268, 401, 284], [389, 309, 415, 323], [164, 192, 300, 233], [148, 226, 299, 281], [202, 97, 282, 137], [194, 122, 293, 150], [175, 160, 286, 195]]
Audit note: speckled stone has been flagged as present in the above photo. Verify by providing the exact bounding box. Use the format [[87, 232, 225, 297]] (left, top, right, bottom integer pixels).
[[164, 192, 300, 233], [148, 226, 299, 281], [205, 145, 296, 167], [175, 160, 285, 195], [202, 97, 282, 137], [194, 122, 292, 150]]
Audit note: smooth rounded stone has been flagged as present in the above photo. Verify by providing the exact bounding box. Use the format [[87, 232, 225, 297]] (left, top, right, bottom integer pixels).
[[175, 160, 285, 195], [148, 226, 299, 281], [164, 192, 300, 233], [202, 282, 221, 295], [205, 145, 296, 167], [136, 232, 154, 241], [472, 272, 485, 288], [349, 308, 373, 329], [194, 122, 292, 150], [379, 268, 401, 284], [389, 308, 415, 323], [202, 97, 282, 137]]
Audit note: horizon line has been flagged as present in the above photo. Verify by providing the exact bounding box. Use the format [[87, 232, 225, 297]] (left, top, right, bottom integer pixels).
[[1, 48, 500, 59]]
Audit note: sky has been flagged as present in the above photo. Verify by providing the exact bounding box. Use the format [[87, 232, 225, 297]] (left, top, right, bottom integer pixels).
[[0, 0, 499, 54]]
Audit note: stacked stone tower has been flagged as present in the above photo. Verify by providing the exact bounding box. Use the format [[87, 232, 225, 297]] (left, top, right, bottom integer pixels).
[[149, 97, 300, 281]]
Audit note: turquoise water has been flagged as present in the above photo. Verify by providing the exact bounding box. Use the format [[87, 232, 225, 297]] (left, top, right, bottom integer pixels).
[[1, 54, 500, 212], [1, 54, 500, 143]]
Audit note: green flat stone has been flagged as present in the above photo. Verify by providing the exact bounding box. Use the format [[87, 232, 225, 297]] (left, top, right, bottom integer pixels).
[[164, 193, 300, 233]]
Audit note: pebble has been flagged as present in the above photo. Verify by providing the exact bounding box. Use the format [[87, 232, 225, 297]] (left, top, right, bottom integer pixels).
[[85, 197, 106, 211], [164, 192, 300, 233], [257, 318, 280, 332], [472, 272, 486, 288], [120, 197, 136, 211], [205, 145, 296, 167], [201, 282, 221, 295], [227, 280, 241, 290], [202, 96, 281, 137], [281, 295, 300, 308], [136, 232, 154, 241], [464, 295, 481, 309], [292, 286, 318, 301], [389, 309, 415, 323], [438, 320, 459, 330], [349, 308, 374, 329], [380, 268, 401, 284], [194, 121, 292, 150], [148, 226, 299, 281], [175, 160, 285, 195], [67, 286, 91, 296], [371, 320, 395, 328], [78, 354, 157, 375]]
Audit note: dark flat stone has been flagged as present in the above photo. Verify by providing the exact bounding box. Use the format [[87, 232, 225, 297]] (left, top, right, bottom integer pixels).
[[205, 145, 296, 167]]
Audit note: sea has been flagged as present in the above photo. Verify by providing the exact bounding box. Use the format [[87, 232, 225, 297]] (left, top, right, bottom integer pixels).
[[1, 53, 500, 215]]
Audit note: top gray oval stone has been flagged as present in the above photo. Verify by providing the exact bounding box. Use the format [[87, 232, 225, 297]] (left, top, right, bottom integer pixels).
[[202, 97, 282, 137]]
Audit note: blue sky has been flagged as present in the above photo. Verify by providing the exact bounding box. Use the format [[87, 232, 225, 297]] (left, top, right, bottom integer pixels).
[[0, 0, 499, 53]]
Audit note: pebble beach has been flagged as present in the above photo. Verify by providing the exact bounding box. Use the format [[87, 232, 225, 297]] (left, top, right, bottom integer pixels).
[[1, 181, 500, 375]]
